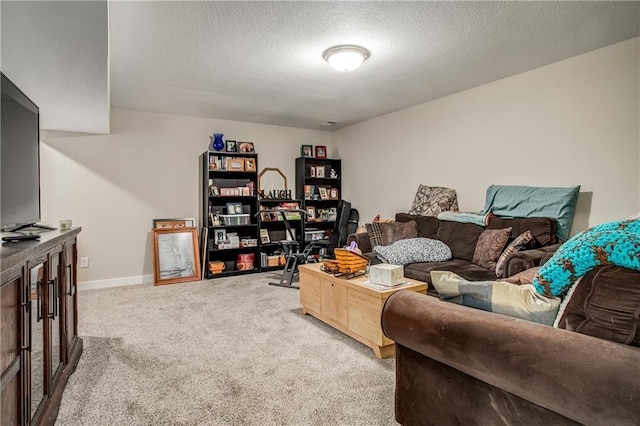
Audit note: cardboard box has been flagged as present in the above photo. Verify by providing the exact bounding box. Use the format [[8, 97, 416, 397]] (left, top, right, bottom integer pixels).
[[369, 264, 404, 287]]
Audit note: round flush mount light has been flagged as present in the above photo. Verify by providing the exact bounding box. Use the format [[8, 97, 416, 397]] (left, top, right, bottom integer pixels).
[[322, 45, 370, 72]]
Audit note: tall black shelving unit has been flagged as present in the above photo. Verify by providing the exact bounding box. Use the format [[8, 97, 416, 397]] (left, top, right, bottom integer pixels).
[[200, 150, 260, 278], [295, 157, 342, 246]]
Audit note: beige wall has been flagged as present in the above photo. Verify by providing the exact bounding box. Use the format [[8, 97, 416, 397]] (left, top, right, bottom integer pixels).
[[41, 109, 331, 286], [335, 37, 640, 232]]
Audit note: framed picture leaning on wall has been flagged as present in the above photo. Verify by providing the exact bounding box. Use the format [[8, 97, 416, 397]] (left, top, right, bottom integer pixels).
[[152, 227, 201, 286]]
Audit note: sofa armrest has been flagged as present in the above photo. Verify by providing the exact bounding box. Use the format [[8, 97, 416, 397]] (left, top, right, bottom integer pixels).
[[503, 243, 561, 277], [381, 290, 640, 425], [346, 232, 372, 254]]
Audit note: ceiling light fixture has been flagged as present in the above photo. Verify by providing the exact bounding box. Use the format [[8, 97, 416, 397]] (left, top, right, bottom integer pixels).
[[322, 45, 370, 72]]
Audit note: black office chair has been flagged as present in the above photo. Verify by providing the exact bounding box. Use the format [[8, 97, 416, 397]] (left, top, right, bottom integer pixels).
[[327, 200, 359, 258], [256, 208, 329, 289]]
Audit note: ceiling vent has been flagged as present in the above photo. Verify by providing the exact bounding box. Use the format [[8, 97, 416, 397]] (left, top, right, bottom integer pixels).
[[319, 120, 341, 126]]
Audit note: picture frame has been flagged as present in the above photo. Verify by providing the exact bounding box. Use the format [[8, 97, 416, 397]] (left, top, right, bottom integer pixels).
[[153, 218, 197, 229], [244, 158, 256, 172], [152, 227, 201, 286], [301, 145, 313, 158], [315, 166, 325, 178], [315, 145, 327, 159], [227, 158, 245, 171], [226, 202, 243, 214], [306, 206, 316, 221], [329, 188, 339, 199], [310, 166, 316, 178], [225, 140, 237, 152], [260, 228, 270, 244], [214, 228, 227, 244], [209, 185, 219, 196], [238, 141, 255, 153], [318, 187, 329, 200]]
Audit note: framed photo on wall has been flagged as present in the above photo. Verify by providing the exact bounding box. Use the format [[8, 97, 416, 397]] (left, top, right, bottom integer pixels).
[[315, 145, 327, 159], [152, 227, 201, 286]]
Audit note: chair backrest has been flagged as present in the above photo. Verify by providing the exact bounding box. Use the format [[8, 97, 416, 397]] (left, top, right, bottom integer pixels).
[[327, 200, 352, 257]]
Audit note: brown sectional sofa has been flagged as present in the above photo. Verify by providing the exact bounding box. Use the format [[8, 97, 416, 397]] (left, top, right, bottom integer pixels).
[[382, 265, 640, 425], [347, 213, 560, 292]]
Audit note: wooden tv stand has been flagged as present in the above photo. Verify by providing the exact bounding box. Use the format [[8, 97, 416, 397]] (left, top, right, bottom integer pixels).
[[1, 228, 83, 425]]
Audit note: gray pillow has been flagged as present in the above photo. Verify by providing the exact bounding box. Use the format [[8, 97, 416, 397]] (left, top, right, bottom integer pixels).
[[373, 238, 452, 266]]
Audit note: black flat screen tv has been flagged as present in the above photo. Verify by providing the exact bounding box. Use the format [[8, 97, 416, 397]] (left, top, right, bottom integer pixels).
[[1, 72, 42, 232]]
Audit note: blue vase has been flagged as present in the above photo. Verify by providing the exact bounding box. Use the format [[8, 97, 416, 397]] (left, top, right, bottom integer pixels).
[[210, 133, 224, 151]]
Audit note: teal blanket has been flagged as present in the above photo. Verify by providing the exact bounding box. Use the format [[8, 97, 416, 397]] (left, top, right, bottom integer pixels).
[[481, 184, 580, 242]]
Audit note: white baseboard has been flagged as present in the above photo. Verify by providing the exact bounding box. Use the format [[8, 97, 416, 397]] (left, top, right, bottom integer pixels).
[[79, 274, 153, 291]]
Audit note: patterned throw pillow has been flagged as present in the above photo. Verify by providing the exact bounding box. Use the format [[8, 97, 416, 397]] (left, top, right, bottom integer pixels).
[[431, 271, 561, 325], [495, 230, 535, 277], [472, 227, 512, 270], [365, 221, 418, 248], [373, 238, 452, 266], [408, 185, 459, 216]]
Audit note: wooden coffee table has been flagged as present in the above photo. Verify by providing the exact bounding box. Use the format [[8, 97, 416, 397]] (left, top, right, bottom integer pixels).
[[298, 263, 427, 359]]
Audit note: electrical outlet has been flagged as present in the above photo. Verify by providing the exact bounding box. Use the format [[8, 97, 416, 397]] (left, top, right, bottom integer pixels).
[[80, 257, 89, 268]]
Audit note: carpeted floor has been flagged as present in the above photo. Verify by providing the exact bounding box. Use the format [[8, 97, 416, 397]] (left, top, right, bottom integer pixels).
[[56, 272, 398, 425]]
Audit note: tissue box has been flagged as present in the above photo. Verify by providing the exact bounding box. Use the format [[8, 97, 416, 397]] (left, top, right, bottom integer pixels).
[[369, 264, 404, 287]]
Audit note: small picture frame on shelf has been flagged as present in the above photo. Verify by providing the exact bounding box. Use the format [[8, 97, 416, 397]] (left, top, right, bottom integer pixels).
[[318, 187, 329, 200], [310, 166, 316, 178], [260, 229, 270, 244], [301, 145, 313, 158], [315, 145, 327, 159], [316, 166, 325, 178], [238, 141, 255, 152], [214, 229, 227, 244], [306, 206, 316, 221], [225, 140, 237, 152], [245, 158, 256, 172], [227, 158, 245, 171], [226, 202, 243, 214], [329, 188, 339, 199], [209, 185, 219, 196]]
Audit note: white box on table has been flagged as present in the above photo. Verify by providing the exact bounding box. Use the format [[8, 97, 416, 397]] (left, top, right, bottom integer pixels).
[[369, 264, 404, 287]]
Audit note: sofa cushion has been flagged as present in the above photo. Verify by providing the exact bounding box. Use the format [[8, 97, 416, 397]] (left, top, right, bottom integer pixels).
[[481, 184, 579, 242], [472, 228, 512, 270], [431, 271, 561, 325], [437, 221, 485, 261], [395, 213, 439, 239], [408, 185, 459, 216], [495, 231, 536, 277], [404, 260, 498, 285], [556, 265, 640, 347], [487, 216, 557, 246], [365, 220, 418, 248], [373, 238, 452, 266]]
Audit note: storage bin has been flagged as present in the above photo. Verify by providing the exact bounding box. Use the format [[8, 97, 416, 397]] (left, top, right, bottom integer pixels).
[[219, 214, 251, 226], [305, 230, 325, 241]]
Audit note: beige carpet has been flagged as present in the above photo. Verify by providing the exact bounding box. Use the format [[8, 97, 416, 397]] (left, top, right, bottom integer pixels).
[[56, 272, 397, 425]]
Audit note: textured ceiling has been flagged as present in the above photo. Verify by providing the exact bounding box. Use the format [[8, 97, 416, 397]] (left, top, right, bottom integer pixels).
[[110, 1, 639, 131]]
